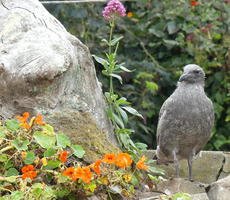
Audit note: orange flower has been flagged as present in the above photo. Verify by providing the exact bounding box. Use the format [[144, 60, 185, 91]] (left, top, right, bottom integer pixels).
[[103, 153, 117, 164], [20, 122, 30, 129], [115, 153, 132, 168], [68, 167, 93, 183], [16, 112, 31, 129], [21, 171, 37, 180], [191, 1, 199, 6], [81, 167, 93, 183], [16, 112, 30, 123], [21, 165, 35, 173], [63, 167, 75, 177], [136, 155, 148, 170], [127, 12, 133, 18], [90, 160, 102, 175], [34, 114, 46, 125], [59, 151, 68, 163]]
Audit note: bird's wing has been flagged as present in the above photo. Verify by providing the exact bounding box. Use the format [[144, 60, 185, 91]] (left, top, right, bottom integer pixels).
[[156, 96, 174, 144]]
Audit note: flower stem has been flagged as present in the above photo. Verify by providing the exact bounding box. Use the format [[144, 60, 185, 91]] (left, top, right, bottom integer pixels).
[[109, 19, 115, 95], [0, 145, 14, 153]]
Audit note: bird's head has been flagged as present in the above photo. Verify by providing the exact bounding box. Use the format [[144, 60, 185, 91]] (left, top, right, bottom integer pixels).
[[179, 64, 205, 84]]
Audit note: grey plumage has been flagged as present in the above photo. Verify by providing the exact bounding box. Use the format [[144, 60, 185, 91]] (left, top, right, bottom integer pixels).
[[156, 64, 214, 180]]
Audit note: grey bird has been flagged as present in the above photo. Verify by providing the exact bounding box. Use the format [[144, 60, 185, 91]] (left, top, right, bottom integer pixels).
[[156, 64, 214, 180]]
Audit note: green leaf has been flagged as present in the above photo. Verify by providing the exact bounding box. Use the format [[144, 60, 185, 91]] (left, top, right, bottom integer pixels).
[[101, 38, 109, 45], [6, 119, 20, 131], [33, 131, 56, 149], [0, 154, 8, 162], [92, 55, 109, 67], [109, 73, 123, 84], [56, 133, 71, 148], [118, 107, 128, 123], [119, 65, 132, 72], [115, 97, 130, 105], [122, 106, 143, 119], [5, 176, 17, 183], [167, 21, 179, 34], [42, 124, 55, 136], [172, 193, 191, 200], [71, 145, 85, 158], [135, 142, 148, 150], [163, 39, 179, 48], [116, 128, 134, 135], [24, 151, 35, 164], [149, 27, 164, 37], [55, 189, 70, 198], [12, 139, 29, 150], [0, 132, 6, 138], [44, 148, 56, 157], [148, 166, 165, 175], [4, 160, 13, 169], [112, 113, 124, 128], [6, 168, 19, 176], [145, 81, 159, 91], [9, 191, 24, 200], [43, 160, 61, 170], [110, 36, 123, 46]]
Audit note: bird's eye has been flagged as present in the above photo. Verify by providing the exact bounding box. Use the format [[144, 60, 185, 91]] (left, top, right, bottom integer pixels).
[[193, 70, 200, 74]]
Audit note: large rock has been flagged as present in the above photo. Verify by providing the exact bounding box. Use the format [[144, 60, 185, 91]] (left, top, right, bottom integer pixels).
[[0, 0, 119, 162], [208, 175, 230, 200]]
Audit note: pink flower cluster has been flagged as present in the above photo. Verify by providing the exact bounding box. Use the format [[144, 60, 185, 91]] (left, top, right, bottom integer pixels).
[[102, 0, 126, 20]]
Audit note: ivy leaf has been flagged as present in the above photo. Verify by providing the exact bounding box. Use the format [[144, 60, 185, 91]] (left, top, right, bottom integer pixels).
[[6, 119, 20, 131], [71, 145, 85, 158], [122, 106, 143, 119], [12, 139, 29, 150], [43, 160, 61, 170], [56, 133, 71, 148], [44, 148, 56, 157], [0, 154, 8, 162], [24, 151, 35, 165], [6, 168, 19, 176], [42, 124, 55, 136], [167, 21, 179, 34], [33, 131, 56, 149]]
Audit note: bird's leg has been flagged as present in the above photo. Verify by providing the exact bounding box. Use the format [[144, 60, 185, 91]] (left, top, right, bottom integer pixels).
[[173, 150, 180, 178], [188, 153, 194, 181]]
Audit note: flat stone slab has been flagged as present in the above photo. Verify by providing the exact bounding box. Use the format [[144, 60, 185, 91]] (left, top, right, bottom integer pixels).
[[157, 178, 206, 194], [145, 150, 229, 183]]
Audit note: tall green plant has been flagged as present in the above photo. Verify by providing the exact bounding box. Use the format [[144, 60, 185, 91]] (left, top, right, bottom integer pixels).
[[93, 0, 144, 152]]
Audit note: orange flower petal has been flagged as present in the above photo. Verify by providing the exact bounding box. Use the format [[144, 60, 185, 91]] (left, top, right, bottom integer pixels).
[[102, 153, 117, 164], [136, 155, 148, 170], [21, 165, 35, 173], [34, 114, 46, 125], [22, 112, 30, 119], [21, 171, 37, 180], [59, 151, 68, 163], [115, 153, 133, 168]]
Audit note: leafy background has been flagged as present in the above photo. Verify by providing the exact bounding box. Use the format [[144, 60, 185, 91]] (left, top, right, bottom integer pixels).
[[44, 0, 230, 151]]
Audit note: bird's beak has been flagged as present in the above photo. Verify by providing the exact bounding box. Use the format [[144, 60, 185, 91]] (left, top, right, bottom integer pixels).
[[179, 73, 189, 82]]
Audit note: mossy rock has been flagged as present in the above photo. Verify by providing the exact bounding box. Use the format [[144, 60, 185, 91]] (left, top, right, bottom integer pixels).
[[46, 111, 120, 163]]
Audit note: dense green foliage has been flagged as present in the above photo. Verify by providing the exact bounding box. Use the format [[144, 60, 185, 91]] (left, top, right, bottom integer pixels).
[[45, 0, 230, 151]]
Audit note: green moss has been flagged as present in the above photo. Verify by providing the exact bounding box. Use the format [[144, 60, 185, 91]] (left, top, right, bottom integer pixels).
[[46, 111, 120, 163]]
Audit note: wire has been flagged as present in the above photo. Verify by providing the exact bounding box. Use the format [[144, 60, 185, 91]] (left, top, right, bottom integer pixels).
[[40, 0, 134, 4]]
